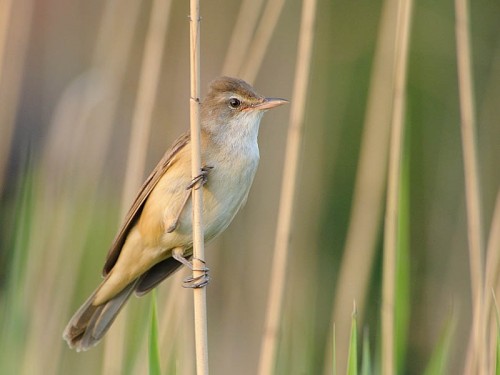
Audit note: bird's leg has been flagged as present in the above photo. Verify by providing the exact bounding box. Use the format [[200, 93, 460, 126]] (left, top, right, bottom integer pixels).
[[165, 191, 191, 233], [187, 166, 214, 190], [165, 166, 214, 233], [172, 248, 210, 288]]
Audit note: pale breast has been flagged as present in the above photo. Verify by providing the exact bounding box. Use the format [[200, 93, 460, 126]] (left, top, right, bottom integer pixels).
[[159, 135, 260, 249], [201, 150, 259, 241]]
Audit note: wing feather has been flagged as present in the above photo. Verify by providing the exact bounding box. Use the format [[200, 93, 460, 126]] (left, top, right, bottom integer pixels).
[[102, 133, 190, 276]]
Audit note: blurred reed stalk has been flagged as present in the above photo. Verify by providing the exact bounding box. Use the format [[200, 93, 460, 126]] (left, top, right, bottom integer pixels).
[[0, 0, 12, 101], [128, 272, 185, 374], [256, 0, 316, 374], [0, 0, 33, 189], [121, 0, 172, 211], [14, 0, 142, 372], [80, 1, 145, 373], [221, 0, 265, 76], [158, 273, 191, 371], [455, 0, 486, 373], [326, 0, 399, 371], [0, 0, 13, 187], [239, 0, 286, 83], [486, 190, 500, 372], [104, 0, 172, 372], [189, 0, 209, 374], [381, 0, 413, 373]]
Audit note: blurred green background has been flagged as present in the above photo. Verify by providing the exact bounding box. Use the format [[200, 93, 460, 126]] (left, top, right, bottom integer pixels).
[[0, 0, 499, 374]]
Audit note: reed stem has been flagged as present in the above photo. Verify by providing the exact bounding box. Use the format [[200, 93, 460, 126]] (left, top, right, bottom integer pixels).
[[189, 0, 209, 373]]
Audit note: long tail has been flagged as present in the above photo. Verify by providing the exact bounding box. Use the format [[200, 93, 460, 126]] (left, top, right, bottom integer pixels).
[[63, 257, 184, 351], [63, 279, 138, 352]]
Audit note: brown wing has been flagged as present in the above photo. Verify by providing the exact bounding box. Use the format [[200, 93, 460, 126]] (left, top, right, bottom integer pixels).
[[102, 132, 190, 276]]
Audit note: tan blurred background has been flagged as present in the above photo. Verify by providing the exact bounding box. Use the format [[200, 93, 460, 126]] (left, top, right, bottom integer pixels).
[[1, 0, 499, 374]]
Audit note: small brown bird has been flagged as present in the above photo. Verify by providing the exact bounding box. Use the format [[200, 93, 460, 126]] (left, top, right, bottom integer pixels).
[[63, 76, 288, 351]]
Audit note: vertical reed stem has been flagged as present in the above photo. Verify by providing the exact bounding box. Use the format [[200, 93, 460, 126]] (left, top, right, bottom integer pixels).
[[485, 189, 500, 372], [257, 0, 316, 373], [189, 0, 209, 374], [455, 0, 485, 372], [327, 1, 399, 370], [381, 0, 413, 374], [239, 0, 286, 83], [121, 0, 172, 210]]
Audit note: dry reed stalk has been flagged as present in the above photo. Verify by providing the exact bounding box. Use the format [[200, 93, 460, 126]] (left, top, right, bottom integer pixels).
[[256, 0, 316, 374], [87, 1, 144, 372], [381, 0, 413, 373], [24, 83, 105, 374], [0, 0, 14, 189], [485, 190, 500, 372], [14, 0, 142, 372], [326, 0, 399, 372], [492, 292, 500, 373], [455, 0, 486, 373], [121, 0, 172, 210], [0, 0, 32, 189], [129, 272, 187, 374], [113, 0, 172, 371], [240, 0, 286, 83], [23, 198, 94, 375], [221, 0, 265, 76], [0, 0, 13, 86], [159, 274, 190, 369], [189, 0, 209, 373]]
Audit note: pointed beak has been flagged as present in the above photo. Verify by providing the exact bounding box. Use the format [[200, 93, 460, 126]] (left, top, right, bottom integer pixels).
[[254, 97, 289, 111]]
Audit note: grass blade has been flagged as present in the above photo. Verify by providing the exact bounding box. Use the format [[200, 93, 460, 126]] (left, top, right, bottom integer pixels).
[[360, 329, 371, 375], [333, 324, 337, 375], [346, 304, 358, 375], [0, 154, 34, 374], [395, 121, 411, 374], [149, 291, 162, 375], [423, 313, 456, 375]]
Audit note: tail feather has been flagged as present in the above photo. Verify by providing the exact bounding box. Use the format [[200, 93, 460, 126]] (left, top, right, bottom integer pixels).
[[63, 280, 138, 352]]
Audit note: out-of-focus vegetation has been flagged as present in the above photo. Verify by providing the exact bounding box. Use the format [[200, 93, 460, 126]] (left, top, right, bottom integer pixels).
[[0, 0, 499, 374]]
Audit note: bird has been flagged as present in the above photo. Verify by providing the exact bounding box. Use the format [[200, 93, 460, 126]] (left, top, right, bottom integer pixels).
[[63, 76, 288, 351]]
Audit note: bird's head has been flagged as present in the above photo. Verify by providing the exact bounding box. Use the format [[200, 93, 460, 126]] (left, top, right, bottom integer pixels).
[[201, 76, 288, 142]]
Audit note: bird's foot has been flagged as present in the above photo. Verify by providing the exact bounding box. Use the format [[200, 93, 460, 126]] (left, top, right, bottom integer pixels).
[[172, 249, 210, 288], [187, 166, 214, 190], [182, 259, 210, 288]]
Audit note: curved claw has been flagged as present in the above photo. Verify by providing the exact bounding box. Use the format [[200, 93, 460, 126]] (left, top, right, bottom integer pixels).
[[187, 166, 214, 190], [182, 272, 210, 288], [182, 258, 210, 288], [172, 250, 210, 288]]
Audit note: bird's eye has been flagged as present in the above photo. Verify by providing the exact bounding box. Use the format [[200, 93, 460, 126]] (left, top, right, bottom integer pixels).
[[228, 98, 241, 108]]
